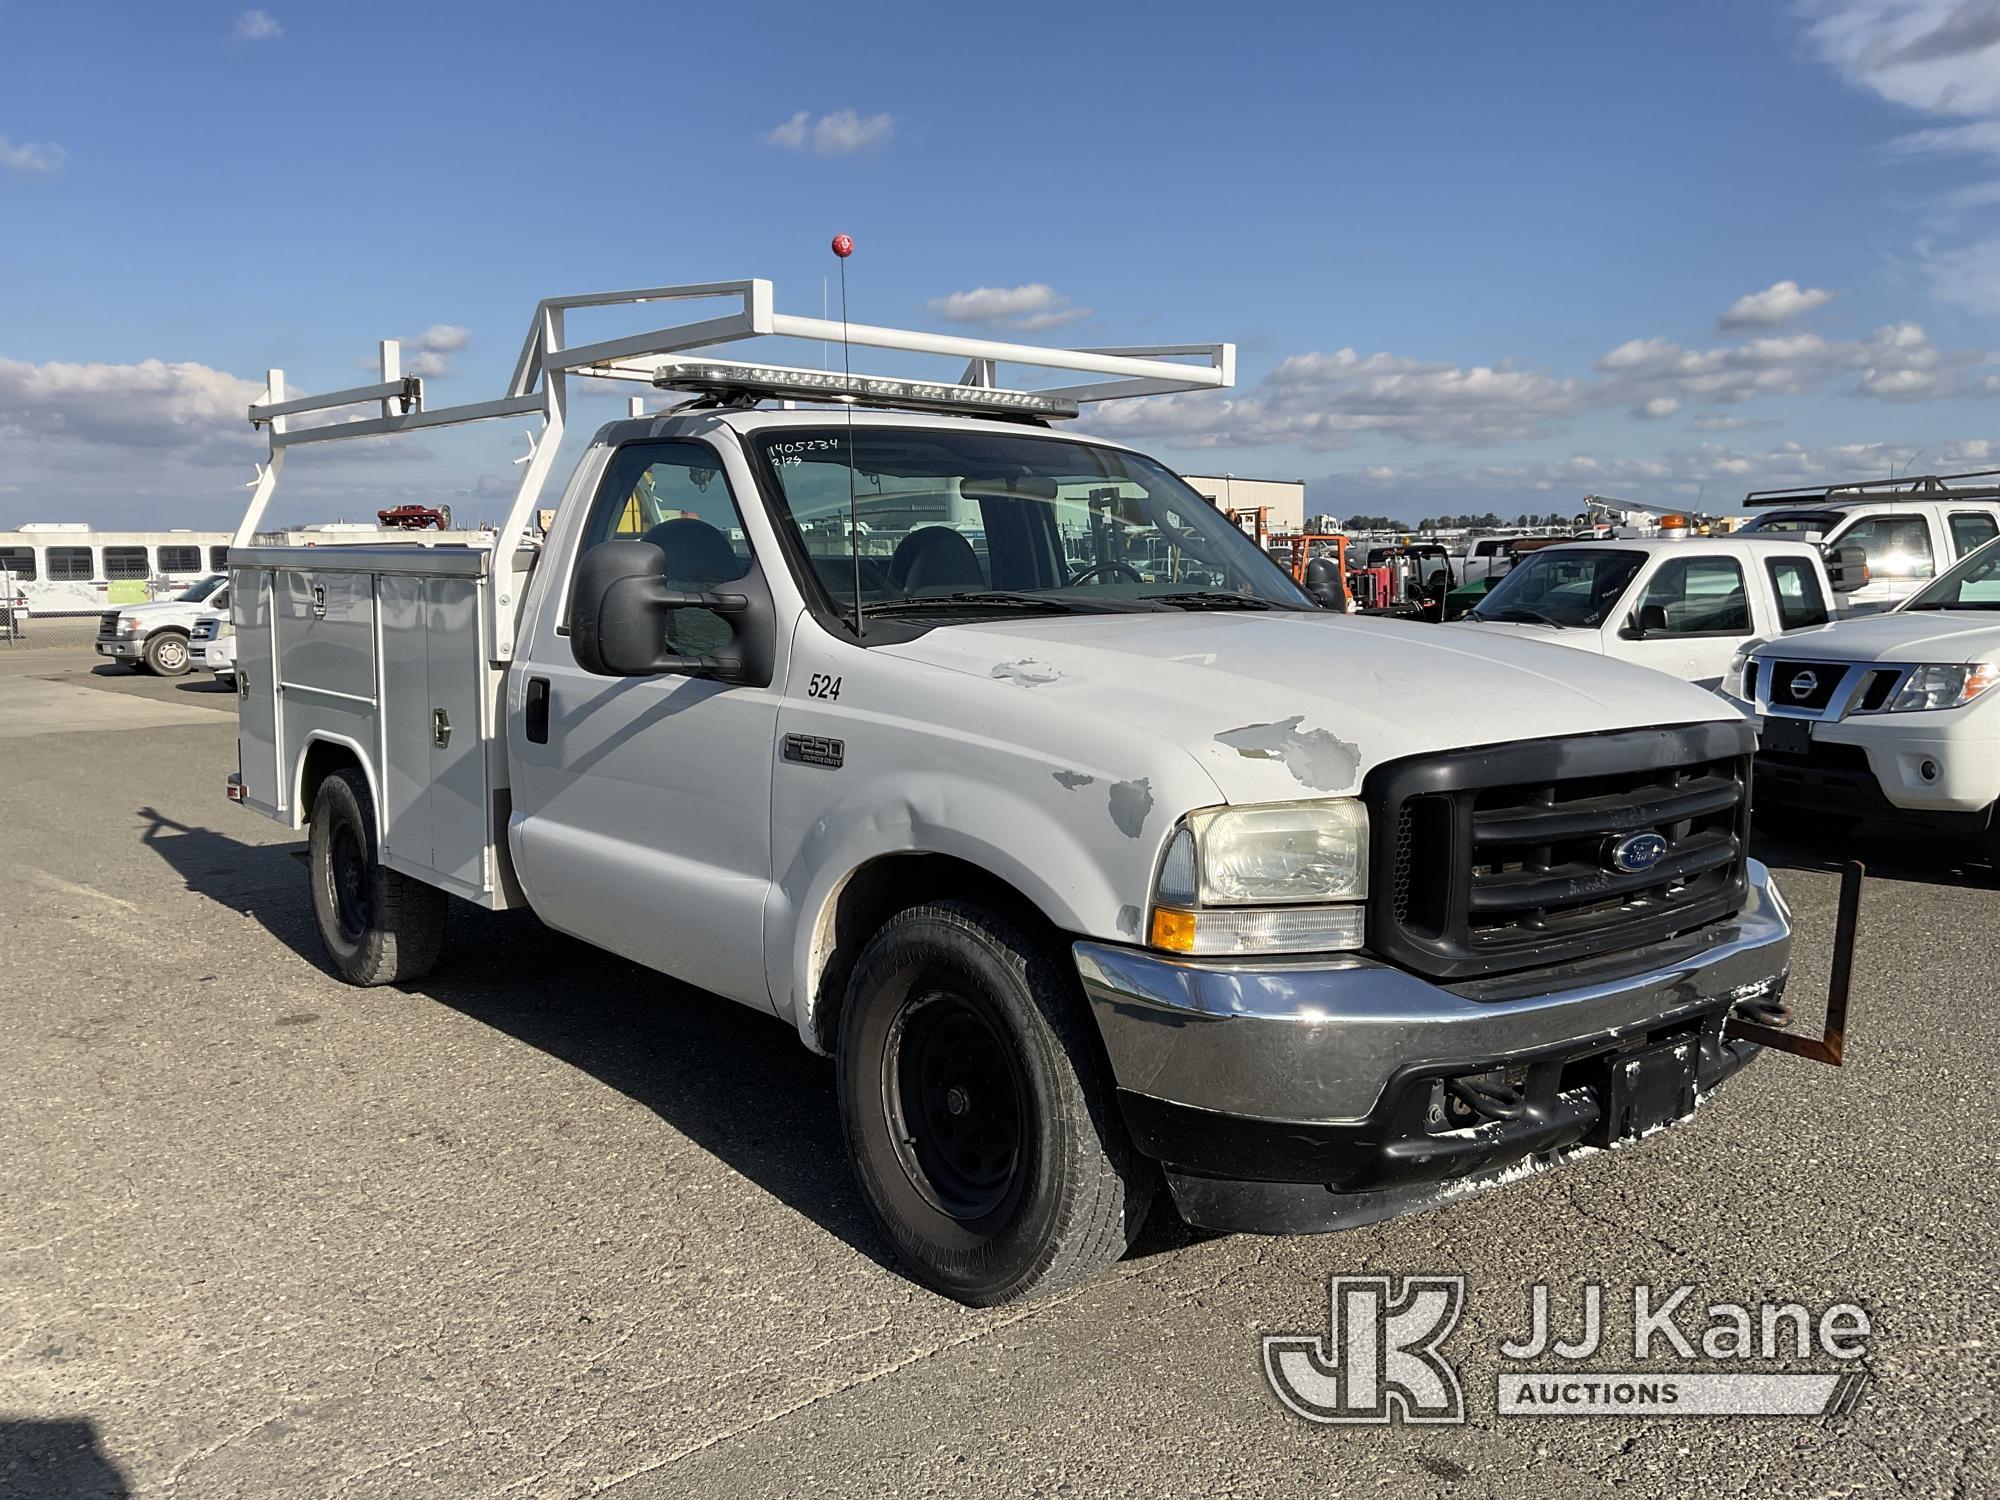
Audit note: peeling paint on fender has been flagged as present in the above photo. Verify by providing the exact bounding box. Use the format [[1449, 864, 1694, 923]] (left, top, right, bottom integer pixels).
[[1215, 716, 1360, 793], [1052, 769, 1095, 790], [1108, 777, 1153, 838], [991, 659, 1061, 687]]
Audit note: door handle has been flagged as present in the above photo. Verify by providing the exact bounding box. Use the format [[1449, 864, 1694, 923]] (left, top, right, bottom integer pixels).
[[433, 708, 451, 748], [525, 677, 550, 744]]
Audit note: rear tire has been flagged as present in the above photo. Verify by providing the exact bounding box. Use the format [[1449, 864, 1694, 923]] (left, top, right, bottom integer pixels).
[[836, 899, 1155, 1305], [143, 631, 191, 677], [308, 768, 446, 986]]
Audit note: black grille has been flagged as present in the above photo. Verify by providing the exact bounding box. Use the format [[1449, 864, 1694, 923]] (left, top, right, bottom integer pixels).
[[1365, 722, 1754, 981], [96, 611, 120, 641], [1768, 661, 1841, 711]]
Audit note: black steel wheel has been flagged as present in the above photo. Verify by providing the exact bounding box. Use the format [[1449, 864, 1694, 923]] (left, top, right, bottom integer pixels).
[[886, 988, 1029, 1223], [307, 767, 447, 986], [837, 900, 1155, 1305]]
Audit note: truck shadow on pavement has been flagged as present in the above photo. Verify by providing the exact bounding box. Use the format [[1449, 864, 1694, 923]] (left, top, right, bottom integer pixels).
[[0, 1419, 131, 1498], [1752, 824, 1994, 891], [133, 807, 1202, 1284]]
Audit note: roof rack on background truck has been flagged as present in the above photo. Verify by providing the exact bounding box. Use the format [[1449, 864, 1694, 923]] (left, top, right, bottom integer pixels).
[[224, 272, 1859, 1306]]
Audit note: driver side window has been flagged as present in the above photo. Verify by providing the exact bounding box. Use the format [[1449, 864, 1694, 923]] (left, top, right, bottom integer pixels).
[[1634, 556, 1750, 636], [576, 441, 754, 654]]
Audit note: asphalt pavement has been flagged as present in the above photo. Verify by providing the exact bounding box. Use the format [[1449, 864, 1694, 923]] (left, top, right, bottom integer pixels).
[[0, 647, 1994, 1498]]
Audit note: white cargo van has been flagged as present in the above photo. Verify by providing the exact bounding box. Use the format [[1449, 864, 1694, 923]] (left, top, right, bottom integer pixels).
[[222, 280, 1811, 1304]]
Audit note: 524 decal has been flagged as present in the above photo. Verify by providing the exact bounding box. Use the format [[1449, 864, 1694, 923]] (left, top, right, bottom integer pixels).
[[806, 673, 842, 700]]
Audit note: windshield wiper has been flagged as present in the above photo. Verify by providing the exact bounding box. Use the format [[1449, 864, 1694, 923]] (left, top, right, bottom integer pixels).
[[1472, 606, 1568, 629], [1147, 591, 1291, 611], [859, 590, 1090, 618]]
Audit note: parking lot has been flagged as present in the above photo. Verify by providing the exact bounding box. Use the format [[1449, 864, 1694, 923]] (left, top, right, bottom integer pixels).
[[1, 645, 1994, 1499]]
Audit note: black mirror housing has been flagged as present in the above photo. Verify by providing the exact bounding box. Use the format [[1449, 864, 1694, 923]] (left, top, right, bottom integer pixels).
[[569, 539, 775, 686], [1622, 602, 1670, 639], [1825, 543, 1871, 595]]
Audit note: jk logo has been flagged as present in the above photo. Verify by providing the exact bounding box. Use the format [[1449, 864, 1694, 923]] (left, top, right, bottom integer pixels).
[[1264, 1276, 1467, 1424]]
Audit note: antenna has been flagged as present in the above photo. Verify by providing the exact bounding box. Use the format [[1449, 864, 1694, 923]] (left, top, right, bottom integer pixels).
[[833, 233, 863, 637]]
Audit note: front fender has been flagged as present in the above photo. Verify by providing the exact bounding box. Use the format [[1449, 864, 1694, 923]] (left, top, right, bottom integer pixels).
[[768, 757, 1215, 1051]]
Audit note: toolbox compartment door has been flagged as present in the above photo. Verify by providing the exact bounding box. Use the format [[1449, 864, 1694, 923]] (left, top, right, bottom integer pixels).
[[232, 568, 281, 813]]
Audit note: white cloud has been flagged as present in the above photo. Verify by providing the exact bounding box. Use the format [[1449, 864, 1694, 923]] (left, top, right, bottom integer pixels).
[[1915, 235, 2000, 312], [1718, 279, 1837, 329], [1686, 412, 1758, 431], [926, 283, 1090, 332], [352, 323, 473, 379], [1320, 431, 2000, 516], [0, 137, 67, 175], [763, 109, 893, 157], [234, 9, 282, 41], [1096, 313, 1988, 457], [1806, 0, 2000, 119], [0, 355, 262, 459], [1089, 348, 1584, 452]]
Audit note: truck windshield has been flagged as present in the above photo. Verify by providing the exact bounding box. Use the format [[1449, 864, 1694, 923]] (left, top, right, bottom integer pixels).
[[1742, 511, 1841, 536], [1902, 537, 2000, 610], [175, 575, 226, 603], [1468, 547, 1644, 628], [748, 426, 1313, 622]]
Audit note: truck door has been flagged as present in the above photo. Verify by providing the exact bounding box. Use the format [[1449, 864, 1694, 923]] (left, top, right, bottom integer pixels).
[[1617, 553, 1755, 687], [506, 440, 784, 1011]]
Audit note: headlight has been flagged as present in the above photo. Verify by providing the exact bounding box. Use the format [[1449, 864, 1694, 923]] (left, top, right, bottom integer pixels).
[[1890, 662, 1996, 712], [118, 617, 142, 635], [1148, 800, 1368, 956], [1725, 643, 1761, 701]]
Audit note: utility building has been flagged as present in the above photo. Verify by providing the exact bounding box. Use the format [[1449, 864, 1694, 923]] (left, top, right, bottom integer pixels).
[[1181, 475, 1306, 534]]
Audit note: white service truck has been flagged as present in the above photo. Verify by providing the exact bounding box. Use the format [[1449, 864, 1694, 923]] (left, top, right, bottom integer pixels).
[[1452, 535, 1864, 687], [1723, 535, 2000, 868], [224, 280, 1813, 1304]]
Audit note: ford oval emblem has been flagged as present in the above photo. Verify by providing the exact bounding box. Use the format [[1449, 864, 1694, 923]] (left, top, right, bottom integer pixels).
[[1607, 831, 1669, 874]]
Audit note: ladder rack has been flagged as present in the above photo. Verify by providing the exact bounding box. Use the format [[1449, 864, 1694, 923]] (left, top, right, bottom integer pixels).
[[236, 279, 1232, 662]]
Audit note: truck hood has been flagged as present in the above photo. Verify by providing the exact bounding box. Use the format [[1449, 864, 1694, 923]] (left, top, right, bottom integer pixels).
[[1757, 610, 2000, 666], [875, 611, 1735, 804], [1447, 618, 1607, 655]]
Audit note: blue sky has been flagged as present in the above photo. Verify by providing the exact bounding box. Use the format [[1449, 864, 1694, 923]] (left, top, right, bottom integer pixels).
[[5, 0, 2000, 530]]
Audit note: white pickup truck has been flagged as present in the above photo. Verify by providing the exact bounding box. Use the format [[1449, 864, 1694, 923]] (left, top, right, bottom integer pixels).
[[1451, 536, 1863, 687], [1722, 536, 2000, 869], [94, 574, 230, 675], [1737, 472, 2000, 613], [224, 280, 1802, 1304]]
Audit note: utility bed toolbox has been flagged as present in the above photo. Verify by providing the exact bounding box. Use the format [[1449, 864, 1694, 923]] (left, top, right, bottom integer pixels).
[[232, 543, 524, 908]]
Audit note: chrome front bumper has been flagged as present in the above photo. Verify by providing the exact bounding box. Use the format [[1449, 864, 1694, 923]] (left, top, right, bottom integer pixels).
[[1074, 859, 1791, 1126]]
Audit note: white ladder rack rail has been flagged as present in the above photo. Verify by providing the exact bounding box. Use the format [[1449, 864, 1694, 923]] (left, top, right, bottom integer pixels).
[[237, 277, 1234, 661]]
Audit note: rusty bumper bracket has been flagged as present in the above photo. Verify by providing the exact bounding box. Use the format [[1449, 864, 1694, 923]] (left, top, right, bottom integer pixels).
[[1725, 860, 1860, 1066]]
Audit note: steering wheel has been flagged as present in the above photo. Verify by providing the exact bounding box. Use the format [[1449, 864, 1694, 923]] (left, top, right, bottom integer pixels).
[[1068, 560, 1145, 586]]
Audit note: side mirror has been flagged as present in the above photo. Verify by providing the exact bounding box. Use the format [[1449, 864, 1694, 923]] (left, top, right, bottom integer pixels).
[[1621, 603, 1670, 639], [1303, 556, 1345, 610], [1825, 543, 1871, 595], [569, 539, 774, 685]]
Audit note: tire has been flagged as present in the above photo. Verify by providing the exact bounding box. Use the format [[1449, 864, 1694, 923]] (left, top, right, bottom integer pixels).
[[143, 631, 191, 677], [307, 768, 447, 986], [836, 900, 1155, 1305]]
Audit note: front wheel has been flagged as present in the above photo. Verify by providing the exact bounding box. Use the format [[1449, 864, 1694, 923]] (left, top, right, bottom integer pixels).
[[308, 768, 446, 986], [143, 631, 191, 676], [837, 900, 1155, 1305]]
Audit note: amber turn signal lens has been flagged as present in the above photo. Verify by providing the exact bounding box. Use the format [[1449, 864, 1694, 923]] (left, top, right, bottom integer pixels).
[[1148, 906, 1197, 953]]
